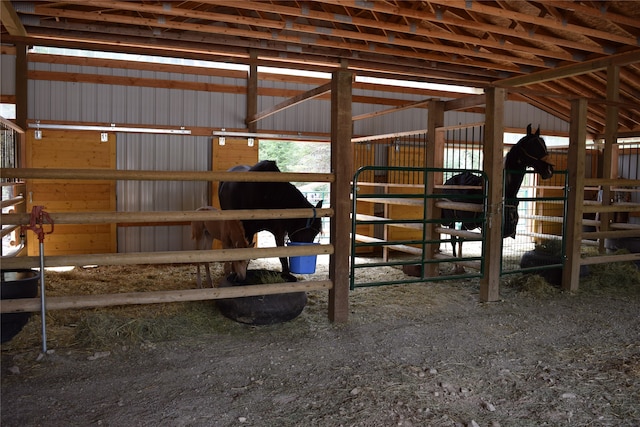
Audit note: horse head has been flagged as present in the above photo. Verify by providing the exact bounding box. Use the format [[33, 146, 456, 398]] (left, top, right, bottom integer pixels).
[[288, 200, 323, 243], [512, 124, 554, 179]]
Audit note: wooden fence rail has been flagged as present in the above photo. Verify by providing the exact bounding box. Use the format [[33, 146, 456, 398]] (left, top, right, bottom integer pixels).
[[2, 208, 334, 225], [0, 280, 334, 313], [0, 167, 334, 183]]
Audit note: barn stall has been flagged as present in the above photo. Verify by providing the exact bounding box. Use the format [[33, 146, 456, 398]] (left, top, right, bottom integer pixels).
[[0, 2, 639, 336], [1, 3, 640, 426]]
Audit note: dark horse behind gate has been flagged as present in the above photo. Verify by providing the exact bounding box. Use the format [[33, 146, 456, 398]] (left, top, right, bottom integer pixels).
[[441, 124, 554, 270], [218, 160, 323, 273]]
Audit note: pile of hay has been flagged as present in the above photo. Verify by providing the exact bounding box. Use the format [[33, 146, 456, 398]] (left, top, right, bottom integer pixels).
[[579, 252, 640, 294], [2, 264, 238, 352], [505, 248, 640, 297], [503, 274, 560, 298]]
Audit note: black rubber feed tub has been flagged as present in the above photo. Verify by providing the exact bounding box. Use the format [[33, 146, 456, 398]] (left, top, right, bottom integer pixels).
[[520, 251, 588, 287], [2, 269, 39, 343], [216, 269, 307, 325]]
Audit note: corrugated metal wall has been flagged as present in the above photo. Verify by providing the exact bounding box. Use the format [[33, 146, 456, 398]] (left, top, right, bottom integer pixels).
[[0, 54, 16, 96], [117, 133, 210, 252], [27, 61, 246, 127]]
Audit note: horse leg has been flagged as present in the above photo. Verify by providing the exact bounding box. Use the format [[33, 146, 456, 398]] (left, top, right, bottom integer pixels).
[[454, 238, 466, 275], [196, 263, 203, 288], [204, 262, 213, 288], [275, 233, 289, 273]]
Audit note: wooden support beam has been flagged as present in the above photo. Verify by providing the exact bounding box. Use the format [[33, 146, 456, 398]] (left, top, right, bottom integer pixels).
[[562, 98, 588, 292], [425, 100, 444, 277], [352, 98, 431, 121], [598, 65, 621, 252], [480, 87, 505, 303], [246, 82, 332, 125], [329, 69, 352, 323], [0, 0, 27, 36], [494, 49, 640, 87], [444, 94, 486, 111], [246, 51, 258, 133], [15, 43, 28, 130]]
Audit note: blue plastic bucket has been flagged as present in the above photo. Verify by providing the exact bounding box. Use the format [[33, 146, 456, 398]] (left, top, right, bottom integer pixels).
[[288, 242, 318, 274]]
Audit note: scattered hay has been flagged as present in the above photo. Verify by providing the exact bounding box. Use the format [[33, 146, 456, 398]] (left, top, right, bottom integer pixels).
[[1, 264, 236, 352], [73, 301, 224, 349], [251, 270, 287, 284], [579, 251, 640, 294], [503, 274, 560, 298], [4, 252, 638, 352]]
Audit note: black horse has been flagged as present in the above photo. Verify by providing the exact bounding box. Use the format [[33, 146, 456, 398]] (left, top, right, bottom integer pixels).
[[441, 124, 554, 270], [218, 160, 323, 273]]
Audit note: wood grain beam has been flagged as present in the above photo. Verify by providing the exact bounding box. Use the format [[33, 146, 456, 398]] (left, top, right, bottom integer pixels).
[[204, 0, 577, 64], [246, 82, 332, 125], [0, 0, 27, 36], [494, 49, 640, 87], [352, 98, 431, 121], [25, 2, 531, 73], [426, 0, 638, 48], [322, 0, 614, 55]]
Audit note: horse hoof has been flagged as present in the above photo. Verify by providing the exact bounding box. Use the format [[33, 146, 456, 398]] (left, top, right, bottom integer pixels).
[[216, 269, 307, 325]]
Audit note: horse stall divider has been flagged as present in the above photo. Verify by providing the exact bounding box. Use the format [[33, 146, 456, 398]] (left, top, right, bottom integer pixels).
[[0, 167, 336, 315], [350, 165, 488, 290]]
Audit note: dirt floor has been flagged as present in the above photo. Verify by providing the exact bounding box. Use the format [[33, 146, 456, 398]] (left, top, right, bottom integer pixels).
[[2, 255, 640, 427]]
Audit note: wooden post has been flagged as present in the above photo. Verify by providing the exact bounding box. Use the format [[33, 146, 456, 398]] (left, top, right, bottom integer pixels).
[[246, 51, 258, 133], [563, 98, 588, 292], [329, 69, 353, 322], [480, 87, 505, 302], [15, 43, 28, 131], [425, 100, 444, 277], [598, 65, 620, 252]]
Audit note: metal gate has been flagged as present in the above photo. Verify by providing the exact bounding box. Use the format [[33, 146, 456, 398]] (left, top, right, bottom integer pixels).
[[350, 166, 488, 289], [350, 166, 569, 289]]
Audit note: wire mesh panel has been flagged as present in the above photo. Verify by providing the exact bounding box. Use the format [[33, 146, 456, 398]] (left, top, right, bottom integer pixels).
[[616, 141, 640, 223], [443, 124, 484, 182], [1, 121, 25, 257], [1, 123, 18, 182], [501, 169, 568, 275]]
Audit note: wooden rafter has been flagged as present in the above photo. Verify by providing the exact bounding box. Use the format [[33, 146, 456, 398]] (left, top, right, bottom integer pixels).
[[2, 0, 639, 134], [0, 0, 27, 36], [247, 82, 332, 125]]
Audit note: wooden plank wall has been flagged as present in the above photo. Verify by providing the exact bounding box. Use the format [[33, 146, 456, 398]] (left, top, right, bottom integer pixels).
[[211, 137, 258, 248], [26, 130, 116, 255], [210, 138, 258, 208]]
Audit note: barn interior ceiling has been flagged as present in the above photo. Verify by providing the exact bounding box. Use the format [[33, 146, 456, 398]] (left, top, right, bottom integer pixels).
[[1, 0, 640, 136]]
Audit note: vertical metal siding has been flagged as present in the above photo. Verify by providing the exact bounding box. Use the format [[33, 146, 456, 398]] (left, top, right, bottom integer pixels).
[[1, 54, 16, 95], [117, 133, 210, 252]]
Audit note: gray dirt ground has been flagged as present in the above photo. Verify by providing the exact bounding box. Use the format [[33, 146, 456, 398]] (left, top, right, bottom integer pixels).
[[2, 256, 639, 427]]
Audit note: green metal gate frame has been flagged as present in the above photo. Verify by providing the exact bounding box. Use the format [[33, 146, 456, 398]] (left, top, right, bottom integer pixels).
[[350, 166, 488, 289], [350, 166, 569, 289]]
